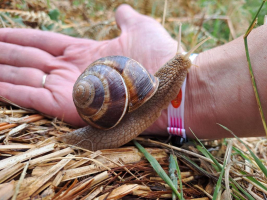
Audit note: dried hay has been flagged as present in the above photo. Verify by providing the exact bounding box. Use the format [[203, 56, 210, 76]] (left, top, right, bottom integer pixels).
[[0, 102, 266, 199]]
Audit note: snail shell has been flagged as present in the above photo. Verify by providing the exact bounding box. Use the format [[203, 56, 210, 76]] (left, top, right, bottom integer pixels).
[[73, 56, 159, 129]]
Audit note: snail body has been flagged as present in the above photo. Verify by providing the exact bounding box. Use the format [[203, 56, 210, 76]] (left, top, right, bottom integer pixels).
[[60, 53, 191, 150]]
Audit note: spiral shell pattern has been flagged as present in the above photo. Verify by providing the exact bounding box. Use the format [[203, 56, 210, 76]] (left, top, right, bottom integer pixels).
[[73, 56, 159, 129]]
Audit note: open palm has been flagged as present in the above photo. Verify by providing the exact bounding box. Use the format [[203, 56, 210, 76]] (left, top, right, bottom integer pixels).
[[0, 5, 177, 127]]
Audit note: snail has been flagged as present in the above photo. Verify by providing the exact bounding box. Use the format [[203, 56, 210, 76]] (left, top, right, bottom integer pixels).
[[59, 53, 190, 150], [59, 39, 205, 151]]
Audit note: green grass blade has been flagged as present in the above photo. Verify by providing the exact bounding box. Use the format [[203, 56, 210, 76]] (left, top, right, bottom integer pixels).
[[47, 0, 50, 8], [134, 140, 181, 199], [190, 128, 222, 171], [232, 146, 251, 163], [231, 188, 246, 200], [180, 154, 249, 199], [219, 124, 267, 178], [180, 154, 215, 179], [239, 170, 267, 191], [173, 155, 184, 200], [169, 154, 178, 200], [212, 139, 232, 200], [231, 183, 247, 200], [244, 36, 267, 137], [231, 178, 255, 200], [245, 0, 266, 36], [243, 0, 267, 137], [196, 145, 220, 172], [180, 155, 244, 199]]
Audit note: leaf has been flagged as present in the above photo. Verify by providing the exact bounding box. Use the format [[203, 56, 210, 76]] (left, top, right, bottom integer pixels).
[[48, 9, 60, 21]]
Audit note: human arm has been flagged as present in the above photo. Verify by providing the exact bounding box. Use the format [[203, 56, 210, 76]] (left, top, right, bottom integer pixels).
[[186, 25, 267, 139], [146, 25, 267, 139]]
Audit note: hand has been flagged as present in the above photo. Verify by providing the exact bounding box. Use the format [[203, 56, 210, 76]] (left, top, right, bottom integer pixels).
[[0, 5, 177, 132]]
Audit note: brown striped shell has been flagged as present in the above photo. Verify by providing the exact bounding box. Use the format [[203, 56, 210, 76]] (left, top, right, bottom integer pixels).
[[73, 56, 159, 129]]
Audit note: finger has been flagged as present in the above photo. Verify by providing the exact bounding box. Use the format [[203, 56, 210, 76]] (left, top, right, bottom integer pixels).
[[0, 82, 56, 114], [0, 28, 78, 56], [0, 42, 61, 73], [0, 64, 45, 88], [115, 4, 143, 32]]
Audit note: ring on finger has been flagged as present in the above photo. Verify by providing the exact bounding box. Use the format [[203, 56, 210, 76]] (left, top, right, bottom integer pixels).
[[42, 74, 47, 88]]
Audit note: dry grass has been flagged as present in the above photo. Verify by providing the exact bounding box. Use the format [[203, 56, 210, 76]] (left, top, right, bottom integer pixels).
[[0, 102, 266, 199], [0, 0, 267, 199]]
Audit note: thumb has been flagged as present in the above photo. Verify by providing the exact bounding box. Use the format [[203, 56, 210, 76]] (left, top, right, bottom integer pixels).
[[115, 4, 142, 32]]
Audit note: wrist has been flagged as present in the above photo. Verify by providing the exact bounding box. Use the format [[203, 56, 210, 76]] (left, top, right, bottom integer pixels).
[[184, 31, 267, 139], [184, 51, 218, 139], [146, 25, 267, 139]]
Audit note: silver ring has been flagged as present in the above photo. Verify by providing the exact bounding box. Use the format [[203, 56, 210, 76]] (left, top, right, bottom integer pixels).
[[42, 74, 47, 88]]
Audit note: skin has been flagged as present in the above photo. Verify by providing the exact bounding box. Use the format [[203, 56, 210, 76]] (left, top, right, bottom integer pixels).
[[0, 5, 266, 145]]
